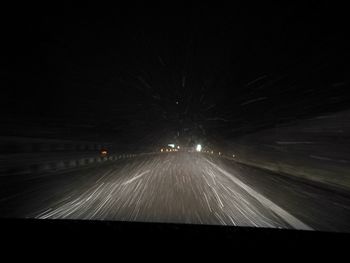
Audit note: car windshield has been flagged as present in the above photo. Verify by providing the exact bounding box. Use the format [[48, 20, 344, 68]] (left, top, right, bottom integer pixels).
[[1, 3, 350, 233]]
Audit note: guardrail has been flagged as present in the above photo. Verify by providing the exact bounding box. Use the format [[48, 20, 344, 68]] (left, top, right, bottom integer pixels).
[[0, 136, 140, 176], [0, 152, 139, 176]]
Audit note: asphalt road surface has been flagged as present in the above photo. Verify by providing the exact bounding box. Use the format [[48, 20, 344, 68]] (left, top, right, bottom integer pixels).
[[1, 152, 350, 232]]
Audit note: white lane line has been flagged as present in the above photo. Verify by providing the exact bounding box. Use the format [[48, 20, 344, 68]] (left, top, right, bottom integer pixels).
[[205, 159, 313, 231], [122, 170, 150, 186]]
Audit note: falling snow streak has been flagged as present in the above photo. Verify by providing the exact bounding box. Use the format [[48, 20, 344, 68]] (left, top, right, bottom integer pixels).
[[246, 75, 268, 86], [240, 97, 268, 106]]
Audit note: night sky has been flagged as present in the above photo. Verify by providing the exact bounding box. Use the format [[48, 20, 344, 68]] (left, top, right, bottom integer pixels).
[[2, 2, 350, 149]]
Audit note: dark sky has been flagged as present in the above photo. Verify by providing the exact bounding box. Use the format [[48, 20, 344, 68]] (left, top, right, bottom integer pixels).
[[2, 2, 350, 149]]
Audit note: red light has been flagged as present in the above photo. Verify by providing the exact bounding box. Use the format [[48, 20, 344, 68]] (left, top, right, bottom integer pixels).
[[100, 149, 108, 156]]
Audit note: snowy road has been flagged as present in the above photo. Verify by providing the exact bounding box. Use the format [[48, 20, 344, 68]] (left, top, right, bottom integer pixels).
[[1, 152, 350, 232]]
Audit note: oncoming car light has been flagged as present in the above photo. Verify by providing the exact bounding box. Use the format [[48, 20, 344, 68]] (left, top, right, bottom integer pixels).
[[196, 144, 202, 152]]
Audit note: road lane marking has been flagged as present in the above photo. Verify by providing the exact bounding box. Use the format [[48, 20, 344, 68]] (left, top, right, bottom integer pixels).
[[205, 159, 313, 231]]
